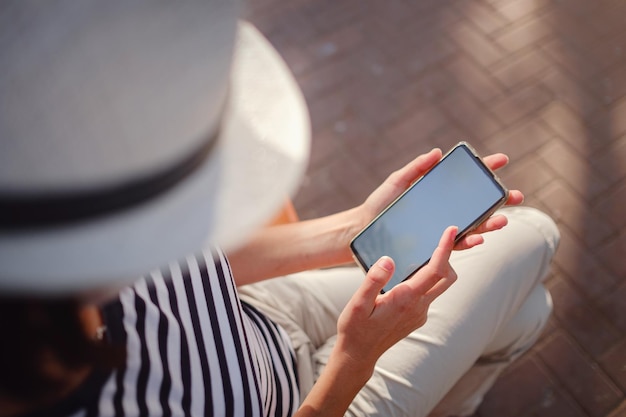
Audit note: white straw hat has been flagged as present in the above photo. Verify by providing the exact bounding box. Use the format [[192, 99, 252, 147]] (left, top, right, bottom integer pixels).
[[0, 1, 310, 294]]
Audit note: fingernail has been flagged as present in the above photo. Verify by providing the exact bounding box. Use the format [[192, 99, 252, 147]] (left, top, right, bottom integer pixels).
[[377, 256, 394, 272]]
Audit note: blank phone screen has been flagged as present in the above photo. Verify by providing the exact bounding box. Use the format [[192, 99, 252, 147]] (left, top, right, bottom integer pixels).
[[350, 144, 507, 293]]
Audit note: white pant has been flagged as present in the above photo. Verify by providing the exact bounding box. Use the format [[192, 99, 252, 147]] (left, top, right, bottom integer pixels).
[[239, 207, 560, 417]]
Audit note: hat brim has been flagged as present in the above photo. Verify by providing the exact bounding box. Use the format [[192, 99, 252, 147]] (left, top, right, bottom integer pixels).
[[0, 22, 310, 294]]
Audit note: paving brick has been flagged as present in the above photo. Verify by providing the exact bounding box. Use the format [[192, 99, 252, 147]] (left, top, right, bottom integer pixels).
[[541, 39, 602, 83], [348, 81, 428, 131], [544, 6, 602, 57], [439, 91, 503, 139], [494, 0, 552, 21], [537, 331, 623, 417], [308, 0, 367, 35], [599, 281, 626, 334], [362, 0, 419, 26], [328, 115, 378, 160], [588, 66, 626, 107], [588, 31, 626, 74], [446, 56, 506, 105], [490, 83, 552, 126], [351, 50, 410, 94], [449, 21, 507, 67], [294, 178, 355, 220], [608, 98, 626, 140], [325, 148, 381, 206], [551, 224, 620, 302], [382, 106, 448, 150], [415, 125, 472, 157], [537, 129, 610, 201], [550, 0, 601, 19], [608, 400, 626, 417], [404, 2, 464, 34], [307, 88, 351, 132], [483, 119, 554, 161], [595, 180, 626, 230], [594, 148, 626, 184], [540, 102, 606, 155], [477, 353, 583, 417], [452, 1, 510, 35], [539, 70, 603, 122], [547, 276, 622, 358], [599, 337, 626, 394], [293, 151, 378, 219], [497, 156, 553, 197], [297, 55, 357, 101], [404, 70, 460, 103], [595, 231, 626, 279], [400, 35, 457, 77], [306, 23, 364, 64], [587, 1, 626, 39], [494, 11, 554, 53], [535, 179, 614, 247], [492, 47, 552, 89]]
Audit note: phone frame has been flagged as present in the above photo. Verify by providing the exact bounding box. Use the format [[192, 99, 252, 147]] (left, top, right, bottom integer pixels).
[[349, 141, 509, 292]]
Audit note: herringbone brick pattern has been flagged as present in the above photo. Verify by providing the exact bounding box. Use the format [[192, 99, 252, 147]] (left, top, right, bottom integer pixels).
[[245, 0, 626, 415]]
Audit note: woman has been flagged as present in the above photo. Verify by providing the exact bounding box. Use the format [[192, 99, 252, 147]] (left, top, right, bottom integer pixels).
[[0, 1, 558, 416]]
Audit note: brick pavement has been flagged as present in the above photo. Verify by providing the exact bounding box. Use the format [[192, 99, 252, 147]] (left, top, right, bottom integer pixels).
[[245, 0, 626, 415]]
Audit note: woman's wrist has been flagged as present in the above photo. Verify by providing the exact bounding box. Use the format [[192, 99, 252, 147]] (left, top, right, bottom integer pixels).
[[334, 205, 372, 264], [330, 341, 376, 385], [296, 343, 375, 417]]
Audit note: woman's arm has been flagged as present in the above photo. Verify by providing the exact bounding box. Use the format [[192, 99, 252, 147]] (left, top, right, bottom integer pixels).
[[228, 207, 366, 285]]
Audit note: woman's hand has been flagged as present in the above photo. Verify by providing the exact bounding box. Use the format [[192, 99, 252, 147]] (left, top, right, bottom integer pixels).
[[358, 148, 525, 251], [335, 225, 458, 367], [296, 226, 458, 416]]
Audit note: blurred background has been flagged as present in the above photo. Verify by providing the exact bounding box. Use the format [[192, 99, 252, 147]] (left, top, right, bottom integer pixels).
[[245, 0, 626, 416]]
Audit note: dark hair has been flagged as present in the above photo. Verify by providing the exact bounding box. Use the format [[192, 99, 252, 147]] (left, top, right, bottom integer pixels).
[[0, 295, 125, 405]]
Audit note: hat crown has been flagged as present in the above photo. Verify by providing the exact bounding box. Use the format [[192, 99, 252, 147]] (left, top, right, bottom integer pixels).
[[0, 1, 238, 194]]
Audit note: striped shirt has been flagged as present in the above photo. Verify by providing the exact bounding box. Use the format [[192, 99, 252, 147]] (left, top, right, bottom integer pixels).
[[30, 249, 299, 417]]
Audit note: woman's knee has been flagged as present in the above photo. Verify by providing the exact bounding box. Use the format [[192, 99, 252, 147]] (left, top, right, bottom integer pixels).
[[498, 206, 560, 258], [481, 283, 552, 362]]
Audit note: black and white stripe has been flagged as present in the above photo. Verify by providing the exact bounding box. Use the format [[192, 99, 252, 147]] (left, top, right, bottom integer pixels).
[[67, 248, 299, 417]]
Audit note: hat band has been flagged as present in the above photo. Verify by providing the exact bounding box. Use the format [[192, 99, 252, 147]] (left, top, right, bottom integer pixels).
[[0, 128, 220, 231]]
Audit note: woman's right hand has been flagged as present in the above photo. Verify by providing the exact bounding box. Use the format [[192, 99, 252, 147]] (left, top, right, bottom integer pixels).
[[296, 226, 458, 416], [335, 225, 458, 371]]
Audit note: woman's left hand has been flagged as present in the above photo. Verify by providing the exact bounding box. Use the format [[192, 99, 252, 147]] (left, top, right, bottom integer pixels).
[[357, 148, 524, 251]]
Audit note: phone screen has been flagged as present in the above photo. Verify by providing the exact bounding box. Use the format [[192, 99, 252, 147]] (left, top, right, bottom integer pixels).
[[350, 143, 507, 293]]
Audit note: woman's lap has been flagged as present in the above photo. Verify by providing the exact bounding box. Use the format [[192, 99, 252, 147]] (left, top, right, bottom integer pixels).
[[239, 206, 560, 416]]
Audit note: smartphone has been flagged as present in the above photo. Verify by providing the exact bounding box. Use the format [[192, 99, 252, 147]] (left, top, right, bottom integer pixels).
[[350, 142, 509, 293]]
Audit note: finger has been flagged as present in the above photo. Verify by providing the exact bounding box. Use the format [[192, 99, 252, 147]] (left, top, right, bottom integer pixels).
[[351, 256, 395, 310], [482, 153, 509, 171], [408, 226, 457, 293], [454, 234, 484, 251], [472, 214, 508, 235], [506, 190, 524, 206], [481, 155, 524, 205], [388, 148, 442, 189], [424, 265, 457, 302], [429, 225, 457, 268], [454, 214, 508, 251]]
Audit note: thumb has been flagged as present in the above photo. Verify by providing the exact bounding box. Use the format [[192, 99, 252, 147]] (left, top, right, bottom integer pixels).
[[354, 257, 395, 304]]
